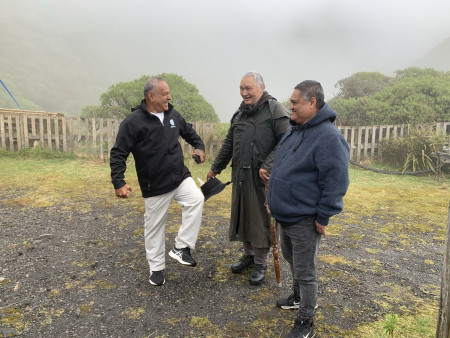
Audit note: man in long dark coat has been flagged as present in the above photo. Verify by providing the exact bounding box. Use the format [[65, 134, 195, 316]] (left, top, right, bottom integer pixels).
[[207, 72, 290, 285]]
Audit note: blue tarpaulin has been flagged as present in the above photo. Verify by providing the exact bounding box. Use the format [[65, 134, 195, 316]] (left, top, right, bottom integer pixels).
[[0, 79, 22, 109]]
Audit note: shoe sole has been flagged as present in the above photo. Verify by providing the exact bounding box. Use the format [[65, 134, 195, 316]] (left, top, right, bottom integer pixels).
[[231, 265, 253, 274], [169, 250, 196, 267], [249, 278, 265, 285], [278, 304, 319, 310], [149, 279, 165, 286], [279, 304, 300, 310]]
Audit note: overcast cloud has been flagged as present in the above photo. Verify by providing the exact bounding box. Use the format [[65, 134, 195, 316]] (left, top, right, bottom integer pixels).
[[2, 0, 450, 121]]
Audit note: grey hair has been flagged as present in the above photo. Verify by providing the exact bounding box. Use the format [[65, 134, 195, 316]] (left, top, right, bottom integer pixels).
[[294, 80, 325, 109], [144, 76, 165, 97], [243, 72, 265, 87]]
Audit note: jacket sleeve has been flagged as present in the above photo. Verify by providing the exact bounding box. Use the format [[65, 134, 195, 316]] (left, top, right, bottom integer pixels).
[[178, 115, 205, 151], [210, 124, 234, 174], [110, 121, 134, 189], [261, 102, 291, 172], [315, 130, 350, 226]]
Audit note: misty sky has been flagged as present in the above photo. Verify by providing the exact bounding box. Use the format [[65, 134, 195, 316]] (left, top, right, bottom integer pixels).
[[2, 0, 450, 121]]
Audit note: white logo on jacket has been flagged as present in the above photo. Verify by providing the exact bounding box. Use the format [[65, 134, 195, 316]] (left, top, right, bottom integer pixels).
[[170, 119, 176, 128]]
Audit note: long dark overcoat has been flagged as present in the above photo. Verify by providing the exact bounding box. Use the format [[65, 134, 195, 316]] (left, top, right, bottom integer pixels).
[[211, 95, 290, 248]]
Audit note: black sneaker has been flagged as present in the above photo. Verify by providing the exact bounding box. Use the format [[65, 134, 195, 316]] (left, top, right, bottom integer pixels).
[[277, 293, 300, 309], [149, 270, 165, 286], [230, 254, 254, 274], [277, 294, 319, 310], [285, 318, 316, 338], [169, 247, 197, 266]]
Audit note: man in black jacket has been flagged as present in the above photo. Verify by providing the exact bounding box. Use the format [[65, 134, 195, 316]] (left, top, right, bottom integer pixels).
[[110, 76, 206, 286]]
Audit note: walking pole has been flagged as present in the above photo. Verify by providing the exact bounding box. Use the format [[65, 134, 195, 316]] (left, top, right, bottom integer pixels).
[[265, 181, 282, 287]]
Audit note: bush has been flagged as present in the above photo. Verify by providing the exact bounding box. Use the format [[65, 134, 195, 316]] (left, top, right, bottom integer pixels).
[[378, 125, 446, 172]]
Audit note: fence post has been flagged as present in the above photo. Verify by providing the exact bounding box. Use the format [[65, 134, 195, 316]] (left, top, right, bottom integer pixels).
[[99, 118, 104, 161], [7, 114, 14, 151], [16, 115, 22, 150], [62, 117, 67, 152], [0, 114, 5, 149], [46, 116, 52, 150], [54, 117, 60, 151], [91, 118, 97, 156], [23, 114, 29, 148], [436, 202, 450, 338], [350, 127, 356, 161]]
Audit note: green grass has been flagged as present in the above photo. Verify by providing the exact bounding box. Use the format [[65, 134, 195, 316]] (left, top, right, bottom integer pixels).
[[1, 148, 449, 337]]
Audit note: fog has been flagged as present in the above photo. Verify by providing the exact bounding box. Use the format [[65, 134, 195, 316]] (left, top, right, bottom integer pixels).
[[1, 0, 449, 121]]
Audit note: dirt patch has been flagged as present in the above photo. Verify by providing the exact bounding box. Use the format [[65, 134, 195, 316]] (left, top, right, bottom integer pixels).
[[0, 188, 444, 337]]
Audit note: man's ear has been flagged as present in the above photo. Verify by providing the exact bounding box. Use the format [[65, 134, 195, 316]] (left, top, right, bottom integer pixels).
[[260, 84, 265, 92], [310, 97, 317, 108]]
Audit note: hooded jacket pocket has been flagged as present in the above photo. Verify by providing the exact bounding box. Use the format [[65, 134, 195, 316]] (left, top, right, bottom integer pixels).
[[269, 176, 299, 217]]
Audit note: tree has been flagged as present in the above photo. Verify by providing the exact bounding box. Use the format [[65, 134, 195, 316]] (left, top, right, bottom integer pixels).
[[394, 67, 443, 79], [329, 68, 450, 126], [81, 73, 219, 122], [333, 72, 392, 99]]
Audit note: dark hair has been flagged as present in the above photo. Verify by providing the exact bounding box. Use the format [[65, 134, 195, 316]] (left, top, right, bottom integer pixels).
[[294, 80, 325, 109]]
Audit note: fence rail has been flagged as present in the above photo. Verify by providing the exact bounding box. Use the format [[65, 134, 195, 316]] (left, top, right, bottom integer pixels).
[[0, 111, 449, 161]]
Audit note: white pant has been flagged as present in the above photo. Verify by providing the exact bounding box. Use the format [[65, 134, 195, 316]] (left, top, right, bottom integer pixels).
[[143, 177, 204, 272]]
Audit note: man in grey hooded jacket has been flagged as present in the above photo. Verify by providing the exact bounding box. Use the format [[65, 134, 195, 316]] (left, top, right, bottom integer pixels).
[[267, 80, 349, 338]]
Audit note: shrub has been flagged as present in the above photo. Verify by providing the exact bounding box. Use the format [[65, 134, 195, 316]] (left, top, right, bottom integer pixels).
[[378, 125, 446, 172]]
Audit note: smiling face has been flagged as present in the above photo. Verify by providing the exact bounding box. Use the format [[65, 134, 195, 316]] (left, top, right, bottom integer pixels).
[[289, 89, 318, 125], [147, 81, 171, 113], [240, 76, 264, 107]]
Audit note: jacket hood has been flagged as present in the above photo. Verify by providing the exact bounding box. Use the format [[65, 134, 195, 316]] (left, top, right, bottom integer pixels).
[[289, 102, 336, 128]]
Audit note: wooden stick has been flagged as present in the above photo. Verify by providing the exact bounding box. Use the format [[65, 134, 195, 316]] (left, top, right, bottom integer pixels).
[[265, 181, 282, 287]]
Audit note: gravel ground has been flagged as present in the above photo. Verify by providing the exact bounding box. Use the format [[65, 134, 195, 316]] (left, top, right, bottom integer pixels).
[[0, 188, 444, 337]]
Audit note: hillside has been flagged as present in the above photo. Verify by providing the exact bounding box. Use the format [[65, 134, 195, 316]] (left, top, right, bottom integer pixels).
[[0, 4, 131, 115], [414, 37, 450, 71]]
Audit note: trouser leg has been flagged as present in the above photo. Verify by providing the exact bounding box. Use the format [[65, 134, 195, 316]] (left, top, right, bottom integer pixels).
[[173, 177, 204, 250], [280, 218, 321, 320], [144, 191, 174, 272], [243, 241, 254, 256], [243, 242, 269, 265], [279, 224, 298, 296]]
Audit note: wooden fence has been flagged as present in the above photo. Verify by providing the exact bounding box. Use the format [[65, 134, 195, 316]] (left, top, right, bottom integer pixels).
[[0, 111, 221, 160], [0, 109, 449, 161], [339, 123, 450, 162]]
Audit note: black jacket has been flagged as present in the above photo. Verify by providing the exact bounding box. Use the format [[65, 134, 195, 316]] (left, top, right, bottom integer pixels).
[[110, 100, 205, 198]]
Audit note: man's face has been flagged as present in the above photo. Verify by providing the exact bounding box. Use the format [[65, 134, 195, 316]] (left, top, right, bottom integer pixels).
[[289, 89, 317, 125], [148, 81, 171, 112], [240, 76, 264, 107]]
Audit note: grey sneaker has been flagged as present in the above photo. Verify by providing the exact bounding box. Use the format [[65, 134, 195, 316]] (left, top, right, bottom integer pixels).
[[169, 247, 197, 266], [149, 270, 165, 286]]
